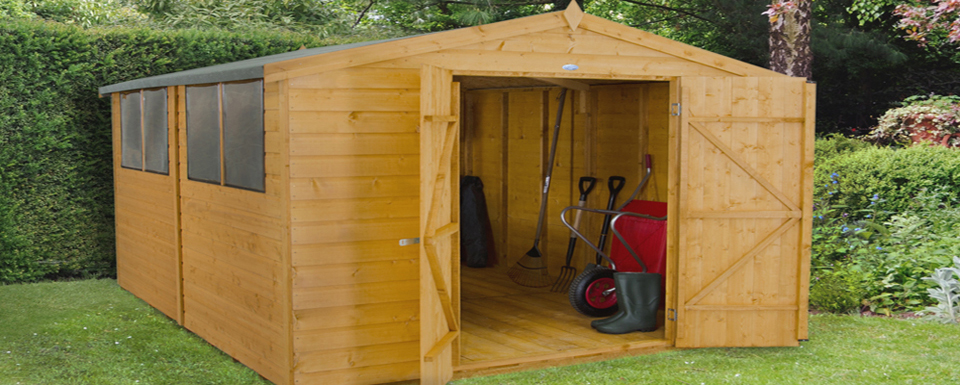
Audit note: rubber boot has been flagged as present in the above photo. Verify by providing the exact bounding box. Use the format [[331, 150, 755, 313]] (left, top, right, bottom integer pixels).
[[594, 272, 661, 334], [589, 288, 622, 329]]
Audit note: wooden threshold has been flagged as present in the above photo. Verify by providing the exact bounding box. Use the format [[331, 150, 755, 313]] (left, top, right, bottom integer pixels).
[[455, 267, 671, 379]]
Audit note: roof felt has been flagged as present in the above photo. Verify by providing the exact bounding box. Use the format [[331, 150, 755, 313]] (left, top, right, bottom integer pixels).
[[98, 36, 410, 95]]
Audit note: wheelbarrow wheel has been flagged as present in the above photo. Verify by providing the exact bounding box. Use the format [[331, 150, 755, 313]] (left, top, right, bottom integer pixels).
[[568, 266, 618, 317]]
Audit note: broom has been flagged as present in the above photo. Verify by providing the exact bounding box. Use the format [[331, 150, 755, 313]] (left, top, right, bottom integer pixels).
[[508, 88, 568, 288]]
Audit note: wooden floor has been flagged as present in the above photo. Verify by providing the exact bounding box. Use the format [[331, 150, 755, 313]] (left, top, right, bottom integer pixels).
[[457, 267, 667, 371]]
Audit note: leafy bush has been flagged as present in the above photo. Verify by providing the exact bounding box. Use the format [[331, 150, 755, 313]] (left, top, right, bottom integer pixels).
[[0, 19, 330, 283], [867, 94, 960, 145], [814, 142, 960, 222], [810, 271, 864, 313], [921, 256, 960, 324]]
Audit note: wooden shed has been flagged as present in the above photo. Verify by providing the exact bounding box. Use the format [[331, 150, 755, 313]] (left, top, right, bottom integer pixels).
[[98, 3, 815, 385]]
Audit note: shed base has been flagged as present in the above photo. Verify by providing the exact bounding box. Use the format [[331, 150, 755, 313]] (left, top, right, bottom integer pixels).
[[455, 267, 669, 378]]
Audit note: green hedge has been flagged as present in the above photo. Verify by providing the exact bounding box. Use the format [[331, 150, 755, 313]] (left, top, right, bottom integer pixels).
[[0, 19, 328, 283], [814, 136, 960, 221]]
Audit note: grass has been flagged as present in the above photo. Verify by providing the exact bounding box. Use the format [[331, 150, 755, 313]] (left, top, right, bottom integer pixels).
[[0, 279, 271, 385], [2, 280, 960, 384]]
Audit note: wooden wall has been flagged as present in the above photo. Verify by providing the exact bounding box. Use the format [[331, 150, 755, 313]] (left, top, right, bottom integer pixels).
[[462, 83, 669, 275], [286, 67, 421, 384], [112, 90, 181, 321], [176, 83, 291, 384]]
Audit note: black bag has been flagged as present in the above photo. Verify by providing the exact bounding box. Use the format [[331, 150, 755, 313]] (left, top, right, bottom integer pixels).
[[460, 176, 494, 268]]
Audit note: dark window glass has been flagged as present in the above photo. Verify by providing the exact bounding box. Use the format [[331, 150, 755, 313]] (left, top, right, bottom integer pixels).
[[186, 85, 221, 183], [142, 88, 169, 174], [222, 81, 264, 192], [120, 92, 142, 169]]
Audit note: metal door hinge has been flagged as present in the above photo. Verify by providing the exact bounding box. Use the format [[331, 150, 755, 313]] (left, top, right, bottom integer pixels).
[[667, 308, 677, 321], [670, 103, 681, 116], [399, 238, 420, 246]]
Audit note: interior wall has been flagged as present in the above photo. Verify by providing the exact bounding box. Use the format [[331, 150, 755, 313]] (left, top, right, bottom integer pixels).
[[176, 83, 289, 384], [286, 66, 421, 385], [462, 83, 669, 276]]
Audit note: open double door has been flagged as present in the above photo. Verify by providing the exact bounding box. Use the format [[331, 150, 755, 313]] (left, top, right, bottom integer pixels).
[[418, 65, 814, 384]]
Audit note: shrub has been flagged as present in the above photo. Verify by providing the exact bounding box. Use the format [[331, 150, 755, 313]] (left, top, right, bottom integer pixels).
[[810, 271, 864, 313], [921, 256, 960, 324], [0, 19, 331, 283], [867, 94, 960, 146]]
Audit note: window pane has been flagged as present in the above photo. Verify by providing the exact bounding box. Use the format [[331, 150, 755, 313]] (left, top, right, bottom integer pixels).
[[222, 81, 264, 192], [186, 85, 221, 183], [142, 88, 168, 174], [120, 91, 142, 169]]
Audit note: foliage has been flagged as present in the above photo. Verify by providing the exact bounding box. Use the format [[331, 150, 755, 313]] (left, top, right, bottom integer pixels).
[[920, 256, 960, 324], [811, 139, 960, 314], [895, 0, 960, 45], [867, 94, 960, 145], [0, 19, 329, 283], [809, 270, 865, 313]]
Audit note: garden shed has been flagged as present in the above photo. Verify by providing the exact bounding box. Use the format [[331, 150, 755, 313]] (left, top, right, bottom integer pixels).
[[98, 3, 816, 385]]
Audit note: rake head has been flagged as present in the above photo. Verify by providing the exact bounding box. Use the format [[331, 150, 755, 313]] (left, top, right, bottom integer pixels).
[[550, 265, 578, 292], [507, 248, 552, 288]]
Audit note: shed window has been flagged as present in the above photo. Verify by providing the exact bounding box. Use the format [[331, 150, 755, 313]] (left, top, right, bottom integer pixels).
[[186, 81, 265, 192], [120, 88, 168, 174]]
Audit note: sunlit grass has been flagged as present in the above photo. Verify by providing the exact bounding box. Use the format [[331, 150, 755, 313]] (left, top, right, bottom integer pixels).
[[3, 279, 959, 384], [0, 279, 270, 385]]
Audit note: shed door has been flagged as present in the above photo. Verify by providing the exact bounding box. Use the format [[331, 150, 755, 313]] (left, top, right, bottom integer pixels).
[[419, 64, 461, 384], [676, 77, 814, 347]]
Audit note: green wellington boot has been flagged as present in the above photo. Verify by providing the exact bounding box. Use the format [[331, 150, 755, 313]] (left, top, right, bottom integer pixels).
[[594, 272, 661, 334]]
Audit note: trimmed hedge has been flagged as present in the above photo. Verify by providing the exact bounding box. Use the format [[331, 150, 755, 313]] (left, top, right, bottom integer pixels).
[[0, 19, 328, 283], [814, 136, 960, 222]]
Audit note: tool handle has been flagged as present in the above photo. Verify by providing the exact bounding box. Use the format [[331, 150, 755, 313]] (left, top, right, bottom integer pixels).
[[608, 176, 626, 195], [568, 199, 587, 239], [578, 176, 597, 198], [645, 154, 652, 169]]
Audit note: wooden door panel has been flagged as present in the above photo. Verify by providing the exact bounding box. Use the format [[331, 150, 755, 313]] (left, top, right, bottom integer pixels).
[[419, 64, 460, 384], [676, 77, 813, 348]]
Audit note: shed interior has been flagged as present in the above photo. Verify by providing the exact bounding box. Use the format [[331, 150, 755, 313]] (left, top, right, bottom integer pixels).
[[452, 76, 673, 373]]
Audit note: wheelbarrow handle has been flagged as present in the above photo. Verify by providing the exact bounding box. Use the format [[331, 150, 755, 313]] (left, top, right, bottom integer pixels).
[[560, 205, 667, 272]]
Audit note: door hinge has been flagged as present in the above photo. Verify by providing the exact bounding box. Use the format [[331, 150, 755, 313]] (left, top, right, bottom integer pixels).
[[667, 308, 677, 322], [399, 237, 420, 246], [670, 103, 681, 116]]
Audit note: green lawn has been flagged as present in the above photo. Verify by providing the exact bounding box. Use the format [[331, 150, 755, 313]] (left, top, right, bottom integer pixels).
[[2, 280, 959, 384]]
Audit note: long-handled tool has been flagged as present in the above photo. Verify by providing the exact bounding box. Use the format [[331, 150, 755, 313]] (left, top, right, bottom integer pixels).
[[550, 176, 597, 292], [595, 176, 626, 265], [508, 88, 568, 288]]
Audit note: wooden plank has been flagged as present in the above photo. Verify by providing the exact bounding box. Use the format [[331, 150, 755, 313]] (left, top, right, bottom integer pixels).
[[183, 307, 287, 384], [182, 247, 281, 303], [289, 154, 418, 178], [578, 14, 778, 77], [116, 263, 178, 315], [289, 67, 420, 89], [182, 259, 282, 321], [289, 133, 419, 156], [294, 300, 418, 331], [289, 111, 419, 134], [798, 82, 816, 340], [264, 10, 568, 81], [465, 31, 675, 58], [383, 50, 734, 78], [278, 78, 295, 385], [180, 231, 280, 282], [291, 217, 419, 245], [180, 197, 283, 240], [180, 212, 283, 261], [290, 175, 418, 201], [293, 260, 418, 288], [289, 89, 419, 112], [295, 341, 419, 374], [179, 181, 283, 218], [291, 196, 419, 223], [293, 360, 418, 385], [294, 320, 419, 351], [293, 279, 419, 309], [293, 239, 418, 266], [184, 283, 284, 340]]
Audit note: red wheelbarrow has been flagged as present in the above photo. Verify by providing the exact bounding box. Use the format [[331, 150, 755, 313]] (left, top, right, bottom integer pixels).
[[560, 200, 667, 318]]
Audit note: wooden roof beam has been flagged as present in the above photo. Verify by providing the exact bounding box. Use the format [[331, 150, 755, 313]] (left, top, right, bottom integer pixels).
[[530, 77, 591, 91]]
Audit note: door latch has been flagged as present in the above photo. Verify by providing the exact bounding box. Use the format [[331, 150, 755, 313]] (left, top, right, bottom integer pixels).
[[667, 308, 677, 321], [399, 238, 420, 246]]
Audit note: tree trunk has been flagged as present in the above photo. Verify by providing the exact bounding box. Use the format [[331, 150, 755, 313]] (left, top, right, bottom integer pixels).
[[769, 0, 812, 78]]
